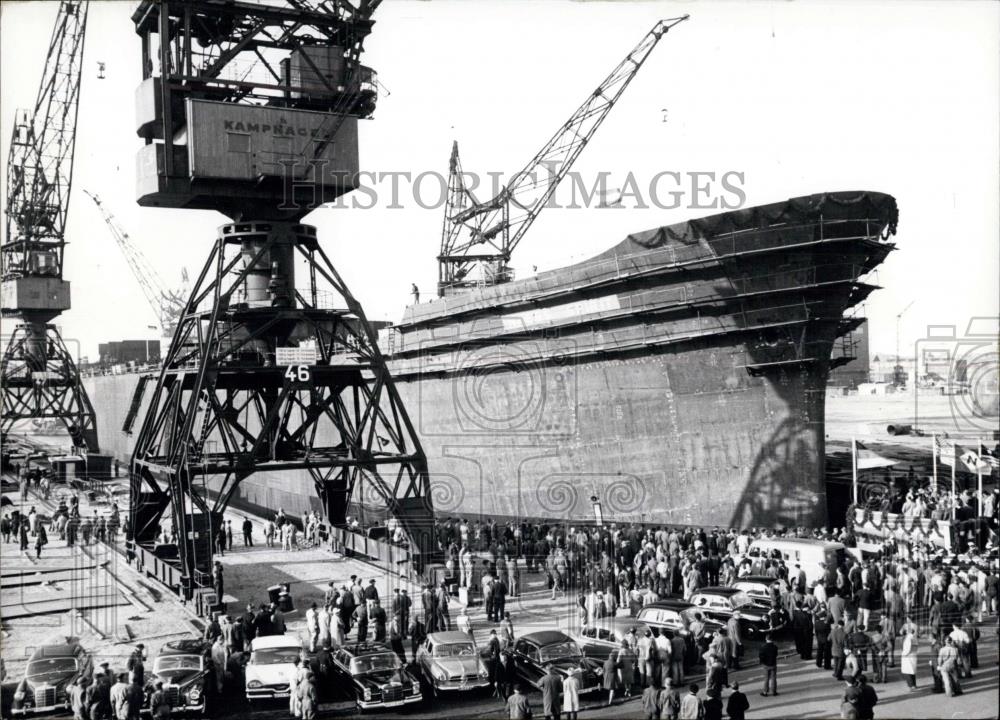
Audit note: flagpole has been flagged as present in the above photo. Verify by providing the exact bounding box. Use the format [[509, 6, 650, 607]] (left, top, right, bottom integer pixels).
[[852, 436, 858, 506], [950, 451, 956, 522], [932, 433, 938, 489], [978, 437, 984, 518]]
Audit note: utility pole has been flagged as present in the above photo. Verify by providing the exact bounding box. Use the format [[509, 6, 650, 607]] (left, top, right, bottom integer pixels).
[[894, 300, 915, 387]]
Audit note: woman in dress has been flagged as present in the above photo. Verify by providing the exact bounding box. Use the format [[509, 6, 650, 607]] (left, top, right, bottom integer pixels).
[[900, 627, 919, 690], [617, 640, 636, 697], [562, 667, 581, 720], [603, 651, 619, 706]]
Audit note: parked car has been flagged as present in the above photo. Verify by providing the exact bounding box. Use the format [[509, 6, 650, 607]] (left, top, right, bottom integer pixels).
[[730, 575, 783, 607], [573, 618, 651, 661], [511, 631, 603, 693], [245, 635, 302, 702], [144, 639, 212, 715], [329, 642, 422, 710], [635, 599, 723, 638], [415, 631, 490, 695], [688, 587, 770, 638], [11, 640, 93, 716]]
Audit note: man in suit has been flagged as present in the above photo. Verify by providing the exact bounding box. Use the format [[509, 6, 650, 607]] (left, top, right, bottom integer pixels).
[[830, 619, 848, 679], [541, 664, 563, 720], [814, 610, 832, 670], [791, 602, 813, 660]]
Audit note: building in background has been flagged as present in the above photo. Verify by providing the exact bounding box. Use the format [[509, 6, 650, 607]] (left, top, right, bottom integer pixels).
[[98, 339, 160, 366]]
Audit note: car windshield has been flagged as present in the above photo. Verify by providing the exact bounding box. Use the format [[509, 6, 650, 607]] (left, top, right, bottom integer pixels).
[[637, 608, 680, 626], [433, 643, 476, 658], [154, 655, 203, 672], [252, 648, 301, 665], [351, 653, 402, 674], [730, 591, 752, 608], [27, 658, 77, 678], [539, 642, 581, 663]]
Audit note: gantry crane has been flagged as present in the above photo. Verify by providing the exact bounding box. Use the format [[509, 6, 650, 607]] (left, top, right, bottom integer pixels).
[[84, 191, 187, 337], [1, 0, 96, 450], [126, 0, 433, 597], [437, 16, 689, 296]]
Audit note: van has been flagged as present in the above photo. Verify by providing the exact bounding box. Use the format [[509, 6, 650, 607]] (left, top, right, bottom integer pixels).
[[744, 538, 853, 584]]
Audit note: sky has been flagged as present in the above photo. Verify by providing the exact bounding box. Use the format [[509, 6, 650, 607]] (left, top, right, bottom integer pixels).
[[1, 0, 998, 362]]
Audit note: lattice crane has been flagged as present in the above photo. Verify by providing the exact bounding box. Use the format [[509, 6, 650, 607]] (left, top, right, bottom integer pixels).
[[1, 0, 97, 450], [84, 191, 187, 337], [437, 16, 689, 296]]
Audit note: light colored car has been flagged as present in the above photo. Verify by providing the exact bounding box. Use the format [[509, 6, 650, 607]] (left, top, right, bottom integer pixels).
[[245, 635, 303, 701], [573, 618, 651, 661], [415, 631, 490, 694]]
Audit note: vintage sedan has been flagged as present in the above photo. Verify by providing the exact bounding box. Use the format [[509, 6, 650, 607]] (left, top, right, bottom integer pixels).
[[330, 642, 423, 710], [573, 618, 651, 661], [635, 599, 723, 638], [12, 640, 92, 716], [415, 631, 490, 695], [511, 631, 603, 694], [688, 587, 770, 638], [729, 576, 782, 607], [145, 639, 212, 715], [245, 635, 302, 702]]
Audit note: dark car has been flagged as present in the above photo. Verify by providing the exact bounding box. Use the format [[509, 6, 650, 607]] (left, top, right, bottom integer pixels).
[[511, 631, 603, 694], [144, 639, 212, 715], [688, 587, 770, 638], [729, 576, 782, 608], [329, 642, 423, 711], [12, 640, 93, 716]]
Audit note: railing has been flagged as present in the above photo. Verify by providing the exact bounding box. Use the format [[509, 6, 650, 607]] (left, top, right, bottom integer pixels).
[[330, 528, 413, 579]]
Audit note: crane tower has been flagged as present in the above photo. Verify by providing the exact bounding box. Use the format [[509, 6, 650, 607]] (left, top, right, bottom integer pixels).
[[1, 0, 97, 450], [126, 0, 436, 595]]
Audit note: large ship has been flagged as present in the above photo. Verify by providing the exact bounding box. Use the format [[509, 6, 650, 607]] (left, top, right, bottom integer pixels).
[[382, 191, 898, 528], [81, 190, 898, 529]]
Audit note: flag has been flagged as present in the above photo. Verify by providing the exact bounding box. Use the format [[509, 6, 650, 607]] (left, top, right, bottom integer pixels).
[[956, 444, 991, 473], [853, 439, 896, 470], [980, 442, 999, 465], [936, 436, 957, 466]]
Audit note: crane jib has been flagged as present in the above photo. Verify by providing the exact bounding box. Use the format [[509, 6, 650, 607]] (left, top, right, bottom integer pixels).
[[437, 15, 690, 297]]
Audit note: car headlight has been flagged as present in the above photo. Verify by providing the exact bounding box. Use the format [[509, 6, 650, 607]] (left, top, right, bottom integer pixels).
[[431, 666, 448, 681], [363, 688, 372, 700], [478, 661, 488, 677], [410, 684, 421, 696], [247, 680, 263, 689], [14, 691, 25, 701], [187, 686, 202, 702]]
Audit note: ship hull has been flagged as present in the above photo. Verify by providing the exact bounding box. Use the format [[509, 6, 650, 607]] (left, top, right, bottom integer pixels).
[[83, 191, 898, 530]]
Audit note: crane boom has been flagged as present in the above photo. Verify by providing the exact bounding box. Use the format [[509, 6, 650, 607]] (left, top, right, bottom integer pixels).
[[84, 191, 186, 336], [0, 0, 97, 451], [3, 0, 88, 283], [437, 16, 689, 296]]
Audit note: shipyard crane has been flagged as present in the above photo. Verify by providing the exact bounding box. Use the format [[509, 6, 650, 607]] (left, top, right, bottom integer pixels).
[[894, 299, 916, 387], [84, 191, 188, 337], [1, 0, 97, 450], [437, 16, 689, 296]]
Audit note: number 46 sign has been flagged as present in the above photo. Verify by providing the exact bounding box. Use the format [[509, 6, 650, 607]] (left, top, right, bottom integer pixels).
[[277, 347, 317, 387], [283, 364, 312, 385]]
